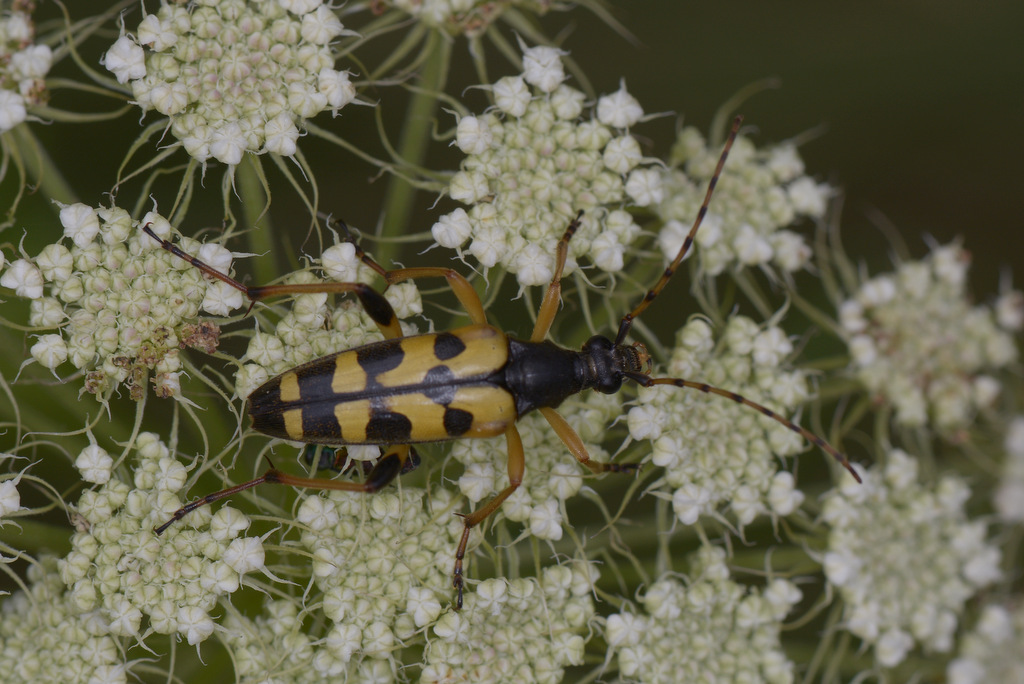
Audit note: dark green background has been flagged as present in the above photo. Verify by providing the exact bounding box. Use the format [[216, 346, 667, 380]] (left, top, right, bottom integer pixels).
[[578, 1, 1024, 294]]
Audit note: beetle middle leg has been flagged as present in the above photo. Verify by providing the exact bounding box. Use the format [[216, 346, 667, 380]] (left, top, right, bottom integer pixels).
[[323, 217, 490, 326], [143, 225, 407, 340]]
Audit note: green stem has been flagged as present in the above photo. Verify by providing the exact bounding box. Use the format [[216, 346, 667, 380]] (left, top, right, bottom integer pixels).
[[378, 30, 451, 265], [237, 155, 277, 284], [14, 125, 77, 205]]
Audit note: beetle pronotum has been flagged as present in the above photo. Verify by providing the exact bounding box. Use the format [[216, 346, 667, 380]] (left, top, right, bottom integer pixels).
[[150, 115, 859, 607]]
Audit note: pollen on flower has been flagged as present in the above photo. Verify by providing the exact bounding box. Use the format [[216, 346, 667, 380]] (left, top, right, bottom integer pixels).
[[657, 127, 826, 276], [627, 316, 811, 527], [838, 243, 1016, 432], [103, 0, 357, 165], [605, 546, 798, 683], [433, 42, 658, 287], [0, 206, 238, 400], [821, 449, 1002, 667]]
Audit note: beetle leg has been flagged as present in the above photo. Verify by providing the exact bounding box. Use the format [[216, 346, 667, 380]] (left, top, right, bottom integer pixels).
[[452, 423, 524, 610], [141, 226, 405, 339], [530, 211, 584, 343], [382, 266, 488, 326], [539, 407, 639, 474], [322, 217, 490, 326], [154, 445, 412, 535]]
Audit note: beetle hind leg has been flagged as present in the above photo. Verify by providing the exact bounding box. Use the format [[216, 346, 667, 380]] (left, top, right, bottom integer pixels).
[[452, 423, 525, 610], [154, 445, 414, 535]]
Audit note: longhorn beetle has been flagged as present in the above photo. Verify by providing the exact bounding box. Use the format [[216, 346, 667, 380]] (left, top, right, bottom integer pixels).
[[150, 115, 860, 608]]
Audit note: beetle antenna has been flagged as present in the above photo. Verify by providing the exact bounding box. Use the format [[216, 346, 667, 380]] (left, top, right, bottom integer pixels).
[[614, 114, 743, 346], [625, 372, 862, 483]]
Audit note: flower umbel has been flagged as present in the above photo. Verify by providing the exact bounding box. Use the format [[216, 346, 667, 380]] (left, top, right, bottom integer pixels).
[[821, 449, 1001, 667], [422, 562, 598, 683], [656, 126, 825, 276], [605, 546, 800, 684], [0, 206, 238, 399], [947, 603, 1024, 684], [0, 5, 52, 132], [433, 42, 658, 286], [839, 243, 1016, 431], [0, 558, 133, 684], [103, 0, 356, 165], [627, 315, 811, 526], [295, 486, 461, 671], [58, 432, 264, 645]]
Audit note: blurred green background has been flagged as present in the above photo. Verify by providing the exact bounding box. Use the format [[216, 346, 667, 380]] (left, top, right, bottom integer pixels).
[[583, 0, 1024, 293]]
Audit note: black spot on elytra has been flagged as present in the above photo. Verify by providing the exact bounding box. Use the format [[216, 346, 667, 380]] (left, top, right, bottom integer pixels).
[[433, 332, 467, 361], [301, 407, 343, 442], [295, 364, 334, 402], [443, 407, 474, 437], [365, 410, 413, 442], [356, 338, 404, 375], [422, 365, 458, 404]]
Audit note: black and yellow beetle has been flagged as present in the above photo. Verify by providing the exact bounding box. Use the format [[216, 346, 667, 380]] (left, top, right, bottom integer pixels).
[[151, 116, 859, 607]]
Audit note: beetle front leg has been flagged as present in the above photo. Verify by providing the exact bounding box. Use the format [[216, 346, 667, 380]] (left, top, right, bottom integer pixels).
[[539, 407, 640, 474], [530, 211, 583, 343], [452, 423, 524, 609]]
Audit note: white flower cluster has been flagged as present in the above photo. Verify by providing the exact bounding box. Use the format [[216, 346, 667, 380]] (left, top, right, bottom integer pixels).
[[627, 316, 810, 527], [947, 603, 1024, 684], [58, 433, 265, 645], [221, 598, 398, 683], [0, 6, 52, 132], [605, 546, 800, 684], [383, 0, 551, 35], [451, 391, 622, 541], [0, 205, 239, 399], [433, 43, 659, 286], [102, 0, 356, 165], [839, 244, 1017, 431], [0, 461, 22, 520], [995, 416, 1024, 522], [293, 486, 461, 676], [0, 558, 132, 684], [656, 127, 825, 276], [422, 562, 598, 683], [821, 449, 1002, 667], [233, 241, 423, 398]]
